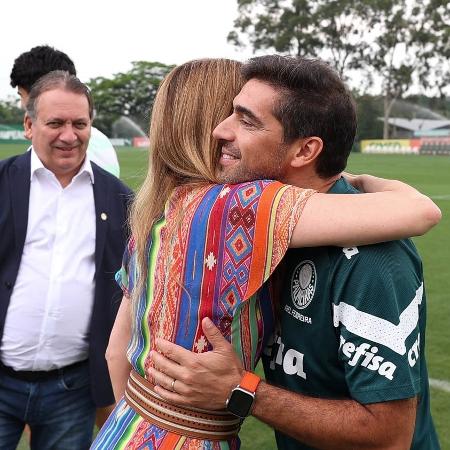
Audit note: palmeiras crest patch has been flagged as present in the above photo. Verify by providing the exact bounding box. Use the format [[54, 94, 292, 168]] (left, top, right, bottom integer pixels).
[[291, 260, 316, 310]]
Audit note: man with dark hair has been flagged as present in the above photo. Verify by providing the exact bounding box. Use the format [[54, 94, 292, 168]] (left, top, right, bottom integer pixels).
[[0, 71, 132, 449], [147, 55, 440, 449], [10, 45, 120, 178], [10, 46, 76, 96], [215, 55, 357, 186], [240, 55, 356, 179]]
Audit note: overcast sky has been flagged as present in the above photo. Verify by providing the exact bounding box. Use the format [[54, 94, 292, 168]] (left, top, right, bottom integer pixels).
[[0, 0, 253, 101]]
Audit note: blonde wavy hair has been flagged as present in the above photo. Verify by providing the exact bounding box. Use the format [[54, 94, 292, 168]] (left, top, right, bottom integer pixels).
[[130, 59, 243, 299]]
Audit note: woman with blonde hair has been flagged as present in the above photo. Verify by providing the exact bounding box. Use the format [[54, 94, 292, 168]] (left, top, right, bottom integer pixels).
[[92, 58, 439, 449]]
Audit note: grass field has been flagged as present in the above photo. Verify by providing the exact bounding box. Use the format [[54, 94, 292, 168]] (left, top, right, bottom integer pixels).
[[1, 144, 448, 449]]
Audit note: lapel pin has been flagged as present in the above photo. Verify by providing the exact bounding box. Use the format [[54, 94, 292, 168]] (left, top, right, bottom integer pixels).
[[101, 213, 108, 221]]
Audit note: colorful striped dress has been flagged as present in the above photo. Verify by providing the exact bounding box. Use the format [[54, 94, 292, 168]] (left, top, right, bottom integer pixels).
[[92, 181, 314, 450]]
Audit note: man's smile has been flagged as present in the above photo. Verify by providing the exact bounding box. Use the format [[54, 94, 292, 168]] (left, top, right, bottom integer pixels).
[[219, 144, 241, 167]]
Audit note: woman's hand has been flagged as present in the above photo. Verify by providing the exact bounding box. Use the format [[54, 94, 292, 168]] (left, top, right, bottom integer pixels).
[[342, 172, 380, 192]]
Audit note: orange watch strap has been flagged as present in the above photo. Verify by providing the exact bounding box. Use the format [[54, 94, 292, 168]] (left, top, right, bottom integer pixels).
[[239, 371, 261, 392]]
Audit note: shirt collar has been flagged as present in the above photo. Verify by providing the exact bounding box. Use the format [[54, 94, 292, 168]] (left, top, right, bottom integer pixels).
[[30, 146, 95, 184]]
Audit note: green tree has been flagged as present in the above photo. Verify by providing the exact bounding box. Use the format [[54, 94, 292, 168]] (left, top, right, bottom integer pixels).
[[421, 0, 450, 99], [228, 0, 449, 138], [228, 0, 321, 57], [313, 0, 371, 77], [0, 99, 23, 125], [362, 0, 448, 138], [354, 94, 384, 143], [88, 61, 173, 136], [228, 0, 370, 78]]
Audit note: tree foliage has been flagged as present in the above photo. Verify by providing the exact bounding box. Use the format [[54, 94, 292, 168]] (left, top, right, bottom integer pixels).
[[228, 0, 371, 77], [361, 0, 449, 137], [422, 0, 450, 97], [0, 99, 23, 124], [228, 0, 449, 138], [88, 61, 173, 136], [228, 0, 321, 58], [354, 94, 384, 143], [315, 0, 371, 77]]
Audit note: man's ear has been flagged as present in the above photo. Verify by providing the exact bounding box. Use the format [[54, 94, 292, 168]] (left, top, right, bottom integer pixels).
[[289, 136, 323, 168], [23, 114, 32, 140]]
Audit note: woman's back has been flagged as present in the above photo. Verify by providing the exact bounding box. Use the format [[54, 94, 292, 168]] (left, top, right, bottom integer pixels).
[[92, 180, 312, 449]]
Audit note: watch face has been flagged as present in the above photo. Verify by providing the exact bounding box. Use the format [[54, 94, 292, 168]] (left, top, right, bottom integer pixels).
[[226, 387, 254, 418]]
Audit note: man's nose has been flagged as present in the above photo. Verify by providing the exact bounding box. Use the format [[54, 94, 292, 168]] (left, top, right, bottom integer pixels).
[[59, 124, 78, 142], [213, 115, 234, 141]]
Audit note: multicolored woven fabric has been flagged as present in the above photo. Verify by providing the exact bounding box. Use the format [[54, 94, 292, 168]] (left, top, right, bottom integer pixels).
[[92, 181, 314, 450]]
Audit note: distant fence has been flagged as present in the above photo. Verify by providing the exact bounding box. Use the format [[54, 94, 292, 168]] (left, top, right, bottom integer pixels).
[[132, 137, 150, 148], [361, 138, 450, 155], [110, 138, 132, 147], [0, 124, 149, 148], [361, 139, 420, 154], [419, 137, 450, 156], [0, 124, 24, 141]]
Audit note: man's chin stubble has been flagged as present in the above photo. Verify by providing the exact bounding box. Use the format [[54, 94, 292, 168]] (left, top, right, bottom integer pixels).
[[217, 166, 285, 185]]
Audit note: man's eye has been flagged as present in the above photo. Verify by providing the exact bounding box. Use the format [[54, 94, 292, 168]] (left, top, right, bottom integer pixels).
[[74, 123, 88, 129], [47, 122, 61, 128], [240, 118, 254, 127]]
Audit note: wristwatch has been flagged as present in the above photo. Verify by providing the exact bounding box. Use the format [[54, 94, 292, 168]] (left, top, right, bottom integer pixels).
[[225, 371, 261, 418]]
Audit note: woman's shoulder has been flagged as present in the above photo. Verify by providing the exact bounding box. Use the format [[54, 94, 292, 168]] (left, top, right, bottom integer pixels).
[[168, 181, 307, 214], [223, 179, 308, 201], [171, 180, 292, 196], [222, 179, 289, 195], [225, 179, 280, 189]]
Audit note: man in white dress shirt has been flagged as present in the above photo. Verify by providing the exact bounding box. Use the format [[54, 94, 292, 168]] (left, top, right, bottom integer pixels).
[[0, 71, 132, 450]]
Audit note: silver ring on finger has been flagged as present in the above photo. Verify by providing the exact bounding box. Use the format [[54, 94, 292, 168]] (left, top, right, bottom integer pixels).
[[171, 378, 176, 392]]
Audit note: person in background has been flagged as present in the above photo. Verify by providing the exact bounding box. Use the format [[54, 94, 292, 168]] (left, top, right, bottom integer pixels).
[[94, 58, 440, 449], [10, 44, 120, 178], [10, 44, 122, 430], [0, 71, 132, 450]]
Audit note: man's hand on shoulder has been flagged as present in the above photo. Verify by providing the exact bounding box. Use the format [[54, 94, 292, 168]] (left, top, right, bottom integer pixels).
[[150, 317, 244, 410]]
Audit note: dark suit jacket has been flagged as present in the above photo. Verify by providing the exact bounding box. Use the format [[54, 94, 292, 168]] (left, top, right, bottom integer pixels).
[[0, 151, 133, 406]]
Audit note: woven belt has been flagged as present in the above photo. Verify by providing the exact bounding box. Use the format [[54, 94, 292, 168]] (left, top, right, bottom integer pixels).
[[125, 369, 242, 440]]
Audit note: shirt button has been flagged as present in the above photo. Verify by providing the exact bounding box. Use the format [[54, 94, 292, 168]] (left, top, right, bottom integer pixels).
[[4, 281, 13, 290]]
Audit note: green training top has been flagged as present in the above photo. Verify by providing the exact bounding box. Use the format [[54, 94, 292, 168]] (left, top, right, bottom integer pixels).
[[262, 177, 440, 450]]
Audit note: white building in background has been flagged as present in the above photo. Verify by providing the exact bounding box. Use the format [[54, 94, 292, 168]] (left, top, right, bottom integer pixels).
[[380, 118, 450, 139], [362, 119, 450, 155]]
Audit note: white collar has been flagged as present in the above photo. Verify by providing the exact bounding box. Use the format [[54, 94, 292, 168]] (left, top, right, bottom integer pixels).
[[30, 146, 94, 184]]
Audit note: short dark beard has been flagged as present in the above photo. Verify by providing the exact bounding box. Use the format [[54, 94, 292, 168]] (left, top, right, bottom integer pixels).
[[217, 143, 289, 184]]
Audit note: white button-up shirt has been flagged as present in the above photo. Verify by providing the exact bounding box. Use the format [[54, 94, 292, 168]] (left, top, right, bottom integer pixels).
[[1, 148, 96, 371]]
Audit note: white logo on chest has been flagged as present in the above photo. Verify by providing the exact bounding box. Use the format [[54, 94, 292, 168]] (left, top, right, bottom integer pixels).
[[265, 334, 307, 379], [291, 260, 316, 310]]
